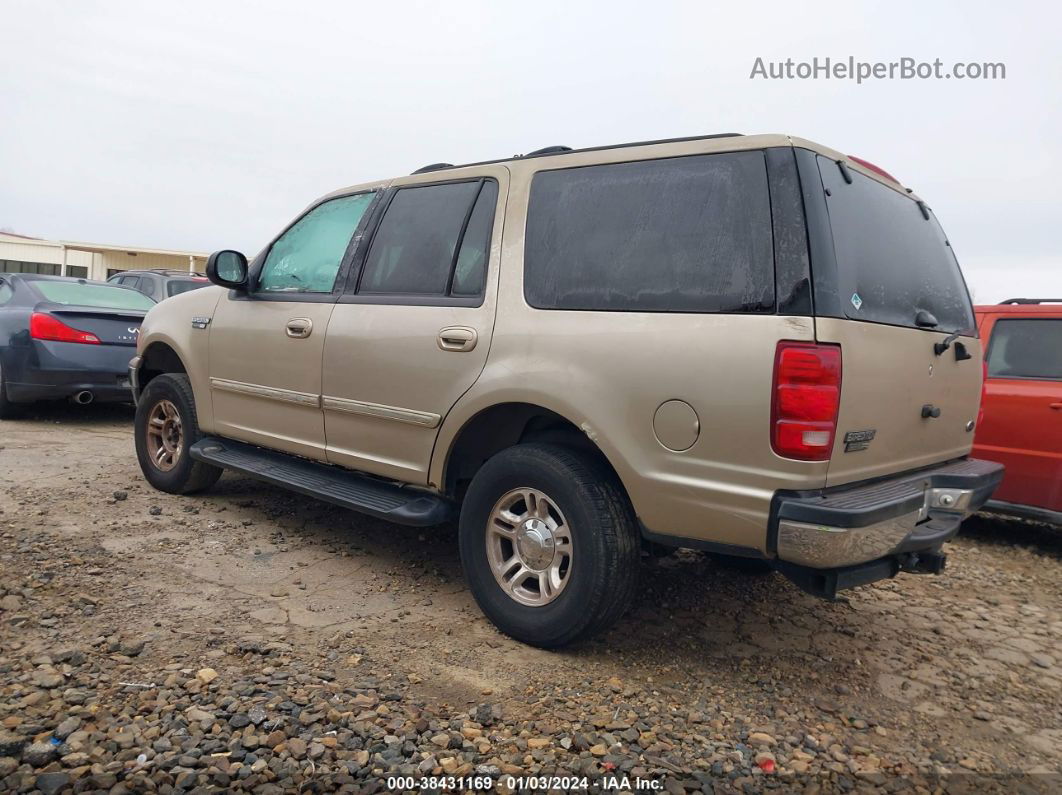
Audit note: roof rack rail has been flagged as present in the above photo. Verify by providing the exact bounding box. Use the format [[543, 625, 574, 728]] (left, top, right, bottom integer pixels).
[[412, 162, 454, 175], [525, 145, 572, 157], [407, 133, 744, 175], [999, 298, 1062, 305]]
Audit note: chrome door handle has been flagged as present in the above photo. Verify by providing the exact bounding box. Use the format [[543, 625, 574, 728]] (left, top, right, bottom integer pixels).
[[437, 326, 477, 352], [285, 318, 313, 339]]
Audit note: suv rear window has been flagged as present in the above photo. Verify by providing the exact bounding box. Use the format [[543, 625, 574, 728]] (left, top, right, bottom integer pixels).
[[524, 152, 775, 313], [986, 318, 1062, 379], [818, 157, 974, 333], [167, 279, 209, 297]]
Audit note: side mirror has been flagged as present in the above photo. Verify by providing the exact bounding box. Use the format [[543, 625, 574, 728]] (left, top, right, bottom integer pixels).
[[206, 250, 249, 290]]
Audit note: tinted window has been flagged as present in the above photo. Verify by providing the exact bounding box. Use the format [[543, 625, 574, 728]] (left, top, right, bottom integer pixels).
[[167, 279, 209, 297], [138, 277, 158, 298], [987, 319, 1062, 380], [32, 281, 156, 309], [524, 152, 775, 313], [259, 192, 375, 293], [452, 181, 498, 296], [0, 282, 12, 304], [0, 260, 60, 276], [818, 157, 974, 333], [359, 181, 485, 295]]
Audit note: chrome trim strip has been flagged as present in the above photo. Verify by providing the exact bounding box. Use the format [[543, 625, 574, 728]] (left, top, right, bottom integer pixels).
[[321, 396, 440, 428], [209, 378, 320, 408]]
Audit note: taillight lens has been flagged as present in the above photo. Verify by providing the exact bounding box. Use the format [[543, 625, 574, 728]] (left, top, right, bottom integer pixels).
[[771, 342, 842, 461], [30, 313, 100, 344]]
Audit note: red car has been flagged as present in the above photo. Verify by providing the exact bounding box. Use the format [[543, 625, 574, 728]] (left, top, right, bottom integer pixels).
[[973, 299, 1062, 524]]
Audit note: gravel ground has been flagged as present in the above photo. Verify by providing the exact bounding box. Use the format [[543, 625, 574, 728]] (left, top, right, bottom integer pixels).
[[0, 404, 1060, 794]]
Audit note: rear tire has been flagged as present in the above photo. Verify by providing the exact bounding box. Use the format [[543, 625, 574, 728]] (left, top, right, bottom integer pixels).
[[135, 374, 222, 494], [459, 443, 640, 648]]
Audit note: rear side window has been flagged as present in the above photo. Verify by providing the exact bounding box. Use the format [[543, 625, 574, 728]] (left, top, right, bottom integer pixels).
[[818, 157, 975, 333], [358, 179, 497, 297], [524, 152, 775, 313], [32, 281, 156, 310], [986, 319, 1062, 379], [452, 181, 498, 296]]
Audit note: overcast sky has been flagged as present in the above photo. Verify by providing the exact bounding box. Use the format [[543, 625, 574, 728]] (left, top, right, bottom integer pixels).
[[1, 0, 1058, 302]]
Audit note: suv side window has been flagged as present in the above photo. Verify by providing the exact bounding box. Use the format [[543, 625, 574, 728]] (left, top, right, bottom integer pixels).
[[258, 192, 376, 294], [452, 181, 498, 296], [524, 152, 775, 313], [356, 180, 497, 297], [119, 275, 141, 290], [0, 280, 12, 305], [139, 275, 158, 298], [986, 318, 1062, 380]]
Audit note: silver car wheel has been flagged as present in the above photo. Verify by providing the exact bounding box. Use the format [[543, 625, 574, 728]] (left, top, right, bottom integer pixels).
[[486, 487, 573, 607]]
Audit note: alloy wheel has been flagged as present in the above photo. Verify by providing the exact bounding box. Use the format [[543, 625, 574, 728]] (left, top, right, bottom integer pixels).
[[145, 399, 183, 472], [486, 487, 574, 607]]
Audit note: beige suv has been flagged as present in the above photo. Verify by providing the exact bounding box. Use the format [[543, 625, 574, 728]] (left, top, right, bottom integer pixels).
[[129, 133, 1003, 647]]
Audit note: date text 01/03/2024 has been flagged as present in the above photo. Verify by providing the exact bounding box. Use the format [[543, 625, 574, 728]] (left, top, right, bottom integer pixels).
[[385, 775, 665, 791]]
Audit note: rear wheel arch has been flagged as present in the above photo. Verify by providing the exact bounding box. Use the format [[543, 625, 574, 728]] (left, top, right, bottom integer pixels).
[[440, 402, 629, 502]]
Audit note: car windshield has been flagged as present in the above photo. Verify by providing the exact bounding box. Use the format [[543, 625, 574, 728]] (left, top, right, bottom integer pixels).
[[32, 280, 156, 310]]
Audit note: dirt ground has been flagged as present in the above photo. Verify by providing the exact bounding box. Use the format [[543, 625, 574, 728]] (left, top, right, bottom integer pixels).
[[0, 403, 1060, 793]]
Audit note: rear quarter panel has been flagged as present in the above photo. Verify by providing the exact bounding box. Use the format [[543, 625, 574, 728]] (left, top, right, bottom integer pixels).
[[433, 139, 829, 552]]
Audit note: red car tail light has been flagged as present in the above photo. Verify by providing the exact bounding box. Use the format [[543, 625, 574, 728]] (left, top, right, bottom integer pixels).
[[847, 155, 901, 186], [30, 313, 101, 345], [771, 342, 842, 461]]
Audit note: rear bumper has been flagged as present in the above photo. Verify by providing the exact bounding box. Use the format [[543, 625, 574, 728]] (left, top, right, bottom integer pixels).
[[7, 374, 133, 403], [4, 341, 136, 403], [770, 458, 1003, 578]]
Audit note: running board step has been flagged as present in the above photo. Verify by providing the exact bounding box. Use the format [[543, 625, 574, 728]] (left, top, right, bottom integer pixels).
[[189, 437, 452, 526]]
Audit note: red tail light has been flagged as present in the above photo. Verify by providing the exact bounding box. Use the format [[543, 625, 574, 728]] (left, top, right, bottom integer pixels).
[[847, 155, 901, 185], [771, 342, 842, 461], [30, 313, 100, 344]]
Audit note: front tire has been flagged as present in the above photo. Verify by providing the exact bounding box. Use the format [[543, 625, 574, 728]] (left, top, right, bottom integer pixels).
[[459, 443, 640, 648], [134, 374, 222, 494]]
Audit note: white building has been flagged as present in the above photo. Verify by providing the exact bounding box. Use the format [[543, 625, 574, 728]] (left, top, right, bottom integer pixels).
[[0, 231, 207, 281]]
